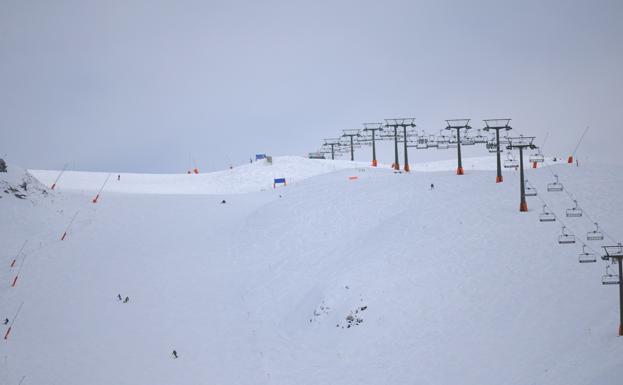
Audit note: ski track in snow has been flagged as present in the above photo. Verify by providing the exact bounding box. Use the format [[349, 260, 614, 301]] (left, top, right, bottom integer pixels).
[[1, 156, 622, 385]]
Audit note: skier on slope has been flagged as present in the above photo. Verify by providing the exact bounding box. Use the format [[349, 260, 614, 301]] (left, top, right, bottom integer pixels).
[[430, 183, 435, 190], [3, 318, 8, 325], [172, 350, 178, 359], [117, 174, 121, 181], [124, 296, 129, 303], [117, 294, 122, 301]]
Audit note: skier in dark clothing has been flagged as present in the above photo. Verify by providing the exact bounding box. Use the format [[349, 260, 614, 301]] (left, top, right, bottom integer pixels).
[[124, 296, 129, 303], [3, 318, 8, 325], [117, 294, 122, 301], [117, 174, 121, 181], [430, 183, 435, 190], [221, 200, 226, 204], [172, 350, 178, 359]]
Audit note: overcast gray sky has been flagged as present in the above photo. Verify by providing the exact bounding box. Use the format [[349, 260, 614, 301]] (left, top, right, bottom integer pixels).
[[1, 0, 622, 173]]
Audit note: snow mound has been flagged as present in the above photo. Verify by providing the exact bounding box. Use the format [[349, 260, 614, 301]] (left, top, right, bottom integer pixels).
[[29, 156, 372, 195], [0, 163, 50, 202]]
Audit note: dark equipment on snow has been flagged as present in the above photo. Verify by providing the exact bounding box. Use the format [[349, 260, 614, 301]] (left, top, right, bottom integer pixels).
[[221, 200, 226, 204]]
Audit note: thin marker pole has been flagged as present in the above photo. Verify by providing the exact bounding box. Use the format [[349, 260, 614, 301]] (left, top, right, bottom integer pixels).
[[10, 240, 27, 268], [4, 302, 24, 340], [50, 164, 68, 190], [92, 173, 111, 203], [61, 210, 80, 240]]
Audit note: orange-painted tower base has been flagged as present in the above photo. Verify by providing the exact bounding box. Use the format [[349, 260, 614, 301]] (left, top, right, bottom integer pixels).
[[457, 167, 464, 175], [520, 201, 528, 212], [532, 161, 538, 168], [567, 156, 573, 163], [371, 159, 378, 167], [619, 324, 623, 336], [496, 175, 503, 183], [404, 164, 410, 172]]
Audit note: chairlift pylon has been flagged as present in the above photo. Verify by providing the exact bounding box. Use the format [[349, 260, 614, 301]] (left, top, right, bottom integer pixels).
[[565, 200, 583, 218], [547, 175, 564, 192], [578, 244, 597, 263], [558, 226, 576, 244], [587, 222, 604, 241], [539, 205, 556, 222], [602, 265, 620, 285]]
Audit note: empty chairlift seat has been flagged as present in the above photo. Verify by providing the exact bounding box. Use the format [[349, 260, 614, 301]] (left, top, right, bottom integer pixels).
[[525, 180, 537, 197], [503, 152, 518, 168], [539, 205, 556, 222], [547, 175, 564, 192], [587, 222, 604, 241], [565, 200, 583, 217], [558, 226, 576, 244], [578, 244, 597, 263], [529, 150, 545, 163], [602, 265, 620, 285]]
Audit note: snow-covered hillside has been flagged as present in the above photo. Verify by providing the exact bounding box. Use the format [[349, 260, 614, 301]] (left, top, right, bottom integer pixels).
[[1, 157, 622, 385]]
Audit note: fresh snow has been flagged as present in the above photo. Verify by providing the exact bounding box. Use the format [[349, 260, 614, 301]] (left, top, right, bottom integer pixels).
[[1, 156, 622, 385]]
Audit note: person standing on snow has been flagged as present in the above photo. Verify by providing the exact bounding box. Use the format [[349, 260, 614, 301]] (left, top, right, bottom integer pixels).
[[172, 350, 178, 359]]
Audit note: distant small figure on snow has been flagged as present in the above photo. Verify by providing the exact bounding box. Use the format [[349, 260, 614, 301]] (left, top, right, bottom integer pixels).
[[3, 318, 8, 325], [117, 294, 122, 301], [117, 174, 121, 181], [123, 296, 129, 303], [172, 350, 178, 359], [430, 183, 435, 190], [220, 200, 227, 204]]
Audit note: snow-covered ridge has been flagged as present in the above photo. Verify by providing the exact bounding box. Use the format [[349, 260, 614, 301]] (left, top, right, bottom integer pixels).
[[28, 155, 567, 195]]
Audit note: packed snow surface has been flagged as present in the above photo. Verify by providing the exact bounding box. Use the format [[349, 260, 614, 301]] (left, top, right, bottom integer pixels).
[[2, 156, 622, 385]]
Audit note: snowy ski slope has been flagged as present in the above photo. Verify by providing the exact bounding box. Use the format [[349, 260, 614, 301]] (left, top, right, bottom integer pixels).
[[1, 156, 622, 385]]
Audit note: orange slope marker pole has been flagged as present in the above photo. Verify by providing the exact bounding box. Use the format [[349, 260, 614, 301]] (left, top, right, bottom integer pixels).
[[4, 301, 24, 340], [10, 240, 28, 268], [61, 210, 80, 241], [50, 164, 68, 190], [92, 173, 111, 203]]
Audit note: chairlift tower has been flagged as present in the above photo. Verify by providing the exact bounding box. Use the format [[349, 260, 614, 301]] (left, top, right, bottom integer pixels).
[[363, 123, 384, 167], [342, 129, 361, 161], [507, 136, 536, 212], [445, 119, 472, 175], [323, 138, 342, 160], [483, 119, 512, 183], [602, 245, 623, 336], [385, 118, 416, 172]]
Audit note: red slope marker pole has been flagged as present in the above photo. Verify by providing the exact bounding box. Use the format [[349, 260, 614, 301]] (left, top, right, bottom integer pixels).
[[10, 240, 28, 268], [11, 253, 28, 288], [61, 210, 80, 241], [50, 164, 68, 190], [4, 302, 24, 340], [92, 173, 111, 203]]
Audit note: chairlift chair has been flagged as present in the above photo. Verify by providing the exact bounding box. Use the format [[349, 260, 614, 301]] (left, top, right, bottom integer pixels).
[[547, 175, 564, 192], [565, 200, 583, 218], [437, 136, 450, 150], [503, 152, 518, 168], [578, 244, 597, 263], [529, 149, 545, 163], [426, 135, 438, 148], [558, 226, 576, 244], [587, 222, 604, 241], [525, 180, 537, 197], [602, 265, 620, 285], [539, 205, 556, 222]]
